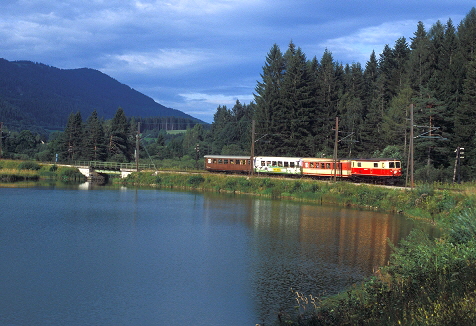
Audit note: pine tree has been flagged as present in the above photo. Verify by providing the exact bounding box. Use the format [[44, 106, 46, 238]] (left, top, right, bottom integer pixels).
[[359, 51, 382, 155], [314, 49, 340, 155], [338, 63, 364, 157], [408, 21, 432, 95], [83, 110, 106, 161], [107, 107, 132, 162], [62, 112, 83, 162], [281, 42, 313, 156], [455, 56, 476, 175], [254, 44, 285, 155]]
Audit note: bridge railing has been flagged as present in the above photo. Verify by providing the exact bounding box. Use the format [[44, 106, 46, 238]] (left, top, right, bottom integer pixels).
[[75, 161, 156, 170]]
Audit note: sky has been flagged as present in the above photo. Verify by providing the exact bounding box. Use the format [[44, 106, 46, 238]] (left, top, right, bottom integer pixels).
[[1, 1, 475, 123]]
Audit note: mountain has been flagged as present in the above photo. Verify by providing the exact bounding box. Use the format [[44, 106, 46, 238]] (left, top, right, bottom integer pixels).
[[0, 58, 202, 132]]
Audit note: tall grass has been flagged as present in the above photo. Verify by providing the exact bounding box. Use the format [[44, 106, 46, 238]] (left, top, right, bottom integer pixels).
[[0, 160, 85, 182]]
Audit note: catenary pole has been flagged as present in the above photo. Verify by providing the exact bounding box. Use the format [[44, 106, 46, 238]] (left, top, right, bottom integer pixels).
[[136, 122, 141, 172], [250, 119, 255, 176]]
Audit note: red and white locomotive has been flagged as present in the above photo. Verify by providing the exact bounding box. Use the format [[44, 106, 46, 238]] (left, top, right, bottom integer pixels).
[[204, 155, 402, 184]]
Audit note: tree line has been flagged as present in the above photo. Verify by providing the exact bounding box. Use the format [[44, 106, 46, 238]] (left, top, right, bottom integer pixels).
[[210, 8, 476, 182], [2, 8, 476, 182]]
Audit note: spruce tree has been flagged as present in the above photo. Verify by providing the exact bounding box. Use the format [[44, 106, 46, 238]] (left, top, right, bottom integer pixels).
[[62, 112, 83, 162], [314, 49, 339, 155], [408, 21, 432, 95], [83, 110, 106, 161], [455, 56, 476, 176], [254, 44, 285, 155], [281, 42, 313, 156], [108, 107, 132, 162]]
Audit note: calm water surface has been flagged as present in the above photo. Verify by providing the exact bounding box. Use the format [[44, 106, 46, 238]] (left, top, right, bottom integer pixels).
[[0, 183, 435, 325]]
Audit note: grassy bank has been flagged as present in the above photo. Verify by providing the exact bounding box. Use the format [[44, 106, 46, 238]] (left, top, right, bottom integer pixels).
[[121, 171, 471, 225], [0, 159, 86, 182], [122, 171, 476, 325]]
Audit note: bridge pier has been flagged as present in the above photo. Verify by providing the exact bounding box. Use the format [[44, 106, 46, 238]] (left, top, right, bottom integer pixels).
[[77, 166, 135, 180]]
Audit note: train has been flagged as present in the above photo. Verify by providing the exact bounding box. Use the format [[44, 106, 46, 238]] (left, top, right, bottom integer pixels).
[[204, 155, 402, 184]]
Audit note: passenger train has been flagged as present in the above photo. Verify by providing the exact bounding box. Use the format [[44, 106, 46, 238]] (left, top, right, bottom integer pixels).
[[204, 155, 402, 184]]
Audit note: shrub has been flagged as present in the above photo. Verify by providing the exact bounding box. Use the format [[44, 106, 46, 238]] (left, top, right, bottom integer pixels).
[[187, 175, 204, 187], [18, 161, 41, 170], [449, 209, 476, 244]]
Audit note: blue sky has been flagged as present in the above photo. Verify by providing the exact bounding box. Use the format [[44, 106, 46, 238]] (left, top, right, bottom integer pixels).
[[0, 1, 474, 123]]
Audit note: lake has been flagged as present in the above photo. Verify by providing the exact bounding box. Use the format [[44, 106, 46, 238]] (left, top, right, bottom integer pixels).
[[0, 183, 435, 325]]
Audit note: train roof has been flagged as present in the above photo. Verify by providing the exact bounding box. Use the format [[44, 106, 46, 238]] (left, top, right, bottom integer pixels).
[[351, 158, 401, 161], [204, 155, 251, 159], [254, 156, 302, 160], [302, 157, 350, 161]]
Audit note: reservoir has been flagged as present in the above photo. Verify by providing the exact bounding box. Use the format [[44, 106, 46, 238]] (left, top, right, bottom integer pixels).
[[0, 183, 435, 325]]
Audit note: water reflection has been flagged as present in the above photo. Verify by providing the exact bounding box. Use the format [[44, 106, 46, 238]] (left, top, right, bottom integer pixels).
[[0, 185, 437, 325], [203, 193, 435, 323]]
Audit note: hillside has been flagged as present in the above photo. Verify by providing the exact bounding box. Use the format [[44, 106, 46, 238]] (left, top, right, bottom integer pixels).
[[0, 58, 201, 132]]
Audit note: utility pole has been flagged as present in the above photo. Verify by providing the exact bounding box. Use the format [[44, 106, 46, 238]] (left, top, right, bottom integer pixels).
[[250, 119, 255, 176], [195, 143, 200, 169], [136, 122, 141, 172], [333, 117, 339, 182], [409, 104, 414, 189], [0, 122, 3, 159], [453, 146, 464, 184]]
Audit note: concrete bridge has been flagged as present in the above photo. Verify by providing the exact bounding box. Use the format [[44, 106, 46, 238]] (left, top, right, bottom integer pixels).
[[74, 161, 156, 180]]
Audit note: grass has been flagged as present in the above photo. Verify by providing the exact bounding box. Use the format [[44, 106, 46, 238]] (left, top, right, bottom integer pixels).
[[0, 159, 86, 182]]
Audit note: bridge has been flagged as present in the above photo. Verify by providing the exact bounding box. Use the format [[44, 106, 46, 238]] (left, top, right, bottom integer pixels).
[[74, 161, 157, 180]]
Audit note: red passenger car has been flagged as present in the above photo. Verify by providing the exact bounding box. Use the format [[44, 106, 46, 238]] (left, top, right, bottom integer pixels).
[[350, 159, 402, 182], [302, 158, 352, 179], [204, 155, 252, 173]]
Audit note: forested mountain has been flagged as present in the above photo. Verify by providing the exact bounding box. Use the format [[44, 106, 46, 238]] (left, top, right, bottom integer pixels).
[[0, 59, 201, 132]]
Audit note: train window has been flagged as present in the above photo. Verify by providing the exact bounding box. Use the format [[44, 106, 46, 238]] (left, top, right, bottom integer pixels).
[[272, 161, 277, 166], [290, 162, 295, 168], [213, 159, 217, 164], [310, 162, 314, 168], [218, 159, 223, 164], [230, 160, 235, 164], [382, 163, 385, 168], [357, 162, 361, 167], [261, 161, 265, 166], [326, 163, 330, 169], [266, 161, 271, 166], [208, 159, 212, 163], [284, 162, 289, 167], [396, 162, 401, 168], [389, 162, 395, 168], [278, 161, 283, 167], [374, 163, 378, 168], [224, 159, 228, 164]]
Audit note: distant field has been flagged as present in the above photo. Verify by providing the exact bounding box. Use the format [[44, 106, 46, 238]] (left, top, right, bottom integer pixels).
[[166, 130, 187, 135]]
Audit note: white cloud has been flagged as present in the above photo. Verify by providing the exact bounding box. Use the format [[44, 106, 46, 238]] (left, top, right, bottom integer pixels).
[[109, 49, 210, 72], [179, 92, 254, 105], [318, 20, 421, 63]]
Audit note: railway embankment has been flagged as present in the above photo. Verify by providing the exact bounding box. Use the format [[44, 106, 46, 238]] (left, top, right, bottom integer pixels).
[[121, 170, 471, 226]]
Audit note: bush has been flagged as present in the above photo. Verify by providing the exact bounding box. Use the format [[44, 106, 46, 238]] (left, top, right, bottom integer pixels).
[[57, 167, 86, 181], [449, 209, 476, 244], [18, 161, 41, 170], [187, 175, 204, 187]]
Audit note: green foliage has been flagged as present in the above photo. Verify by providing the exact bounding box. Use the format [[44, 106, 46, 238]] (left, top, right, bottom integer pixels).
[[449, 209, 476, 244], [288, 228, 476, 325], [187, 175, 205, 187], [57, 167, 86, 182], [18, 161, 41, 170]]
